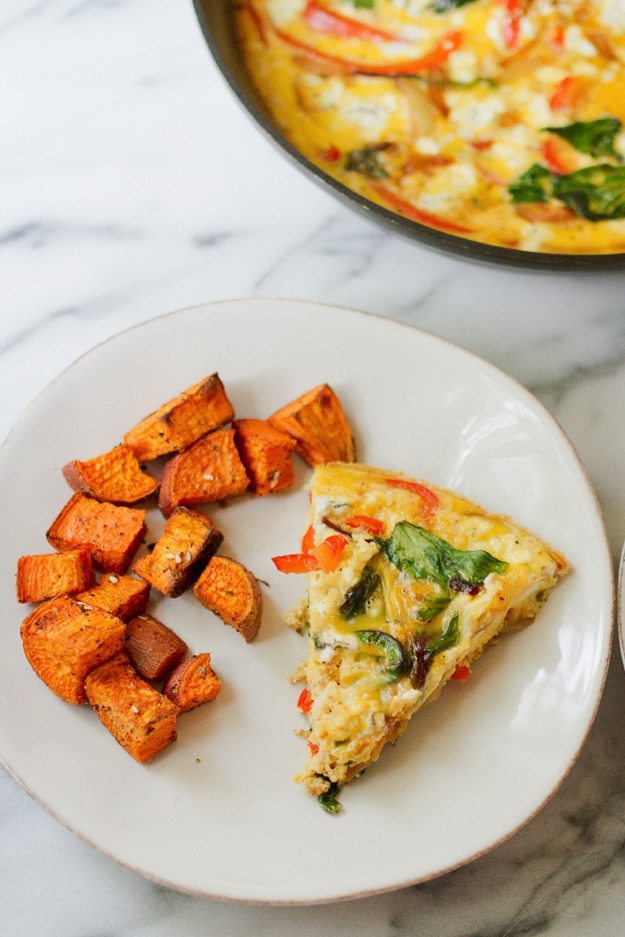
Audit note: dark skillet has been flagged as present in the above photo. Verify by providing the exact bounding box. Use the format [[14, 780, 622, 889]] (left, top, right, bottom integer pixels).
[[193, 0, 625, 271]]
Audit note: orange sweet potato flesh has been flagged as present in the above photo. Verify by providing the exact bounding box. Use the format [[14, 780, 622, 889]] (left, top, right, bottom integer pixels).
[[233, 419, 296, 496], [163, 653, 221, 712], [75, 574, 150, 622], [123, 373, 235, 462], [158, 427, 249, 517], [133, 507, 223, 598], [63, 444, 158, 504], [16, 548, 94, 603], [85, 653, 179, 763], [46, 493, 146, 574], [194, 556, 262, 643], [268, 383, 356, 466], [125, 614, 187, 681], [20, 596, 126, 704]]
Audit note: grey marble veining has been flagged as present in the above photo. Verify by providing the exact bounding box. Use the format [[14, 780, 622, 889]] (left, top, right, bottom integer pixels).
[[2, 0, 625, 934]]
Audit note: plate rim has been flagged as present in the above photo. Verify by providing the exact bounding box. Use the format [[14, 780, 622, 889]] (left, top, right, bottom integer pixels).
[[0, 297, 615, 904]]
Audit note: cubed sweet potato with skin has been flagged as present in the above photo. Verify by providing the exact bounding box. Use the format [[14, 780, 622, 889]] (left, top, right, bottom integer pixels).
[[194, 556, 262, 643], [16, 548, 94, 604], [163, 653, 221, 712], [46, 493, 147, 574], [63, 444, 158, 504], [125, 614, 187, 681], [85, 653, 179, 763], [75, 573, 150, 622], [20, 596, 126, 704], [123, 373, 235, 463], [158, 427, 249, 517], [133, 507, 223, 598], [233, 419, 296, 496], [268, 383, 356, 466]]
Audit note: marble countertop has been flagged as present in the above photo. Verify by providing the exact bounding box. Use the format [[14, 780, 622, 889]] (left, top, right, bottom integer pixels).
[[3, 1, 625, 934]]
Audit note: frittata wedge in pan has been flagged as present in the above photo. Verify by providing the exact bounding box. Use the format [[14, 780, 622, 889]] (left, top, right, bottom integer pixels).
[[283, 463, 568, 811]]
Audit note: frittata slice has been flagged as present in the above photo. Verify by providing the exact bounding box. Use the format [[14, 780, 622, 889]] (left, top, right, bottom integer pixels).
[[286, 463, 569, 809]]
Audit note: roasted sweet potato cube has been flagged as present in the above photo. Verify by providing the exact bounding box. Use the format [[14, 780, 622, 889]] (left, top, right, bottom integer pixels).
[[75, 573, 150, 622], [125, 614, 187, 681], [163, 653, 221, 712], [16, 548, 94, 603], [20, 596, 126, 704], [123, 373, 235, 462], [158, 427, 249, 517], [268, 383, 356, 466], [233, 419, 296, 496], [133, 507, 222, 597], [85, 653, 179, 763], [46, 493, 146, 574], [63, 444, 158, 504], [194, 556, 262, 642]]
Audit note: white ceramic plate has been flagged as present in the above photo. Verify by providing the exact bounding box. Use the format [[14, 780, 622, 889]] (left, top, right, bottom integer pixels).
[[0, 299, 613, 904]]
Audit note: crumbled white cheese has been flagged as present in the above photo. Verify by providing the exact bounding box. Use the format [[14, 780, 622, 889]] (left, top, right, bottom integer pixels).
[[447, 50, 478, 85], [266, 0, 306, 26], [340, 91, 399, 138], [415, 136, 441, 155], [446, 90, 507, 136], [564, 24, 600, 57], [595, 0, 625, 31]]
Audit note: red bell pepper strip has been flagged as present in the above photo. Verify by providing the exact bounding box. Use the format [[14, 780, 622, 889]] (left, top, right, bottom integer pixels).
[[272, 552, 320, 573], [500, 0, 524, 50], [549, 75, 582, 111], [273, 26, 462, 76], [307, 739, 320, 755], [385, 478, 440, 520], [320, 144, 342, 163], [345, 515, 385, 535], [540, 137, 573, 175], [303, 1, 400, 42], [370, 184, 474, 235], [301, 524, 316, 554], [452, 665, 471, 682], [297, 687, 314, 713], [245, 2, 268, 43], [549, 23, 565, 49], [311, 534, 348, 572]]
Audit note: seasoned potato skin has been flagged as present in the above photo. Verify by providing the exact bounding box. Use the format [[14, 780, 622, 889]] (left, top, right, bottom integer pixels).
[[133, 507, 223, 597], [63, 444, 158, 504], [159, 427, 249, 517], [85, 653, 179, 763], [233, 418, 296, 496], [125, 614, 188, 681], [75, 573, 150, 622], [16, 548, 94, 603], [194, 556, 262, 642], [46, 493, 146, 573], [163, 653, 221, 712], [269, 383, 356, 466], [124, 373, 235, 462], [20, 595, 126, 704]]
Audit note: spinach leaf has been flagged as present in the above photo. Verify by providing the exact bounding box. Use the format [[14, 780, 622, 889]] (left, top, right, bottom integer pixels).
[[355, 630, 412, 682], [378, 522, 508, 592], [318, 781, 342, 814], [508, 164, 554, 204], [345, 146, 389, 180], [430, 0, 479, 12], [415, 593, 450, 622], [552, 164, 625, 220], [409, 616, 461, 688], [426, 614, 460, 657], [339, 567, 380, 619], [544, 118, 622, 160], [350, 0, 375, 7]]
